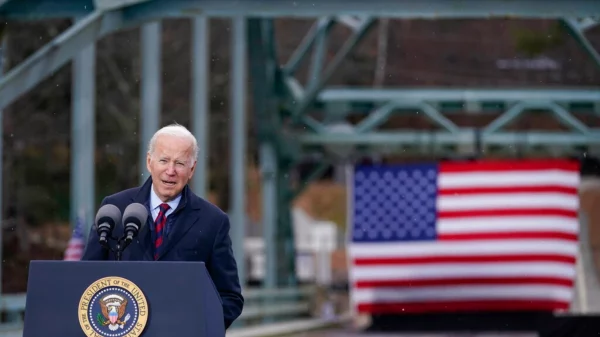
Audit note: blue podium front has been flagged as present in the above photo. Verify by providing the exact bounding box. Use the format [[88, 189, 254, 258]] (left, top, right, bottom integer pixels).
[[22, 260, 224, 337]]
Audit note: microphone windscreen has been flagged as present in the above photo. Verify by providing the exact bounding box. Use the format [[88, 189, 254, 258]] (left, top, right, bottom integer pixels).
[[123, 203, 149, 231], [95, 204, 122, 230]]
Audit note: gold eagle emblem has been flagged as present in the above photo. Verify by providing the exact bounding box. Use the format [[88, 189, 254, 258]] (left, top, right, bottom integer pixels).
[[98, 294, 131, 331]]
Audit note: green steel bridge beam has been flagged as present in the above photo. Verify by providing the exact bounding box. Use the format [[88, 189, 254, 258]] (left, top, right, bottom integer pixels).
[[355, 101, 461, 134], [290, 18, 375, 123], [483, 101, 590, 135], [294, 88, 600, 156], [299, 131, 600, 157], [562, 18, 600, 69], [317, 88, 600, 103], [248, 18, 299, 290], [245, 7, 600, 289], [0, 0, 599, 301], [3, 0, 600, 20], [299, 131, 600, 147], [283, 17, 335, 76], [124, 0, 600, 19], [0, 10, 122, 110]]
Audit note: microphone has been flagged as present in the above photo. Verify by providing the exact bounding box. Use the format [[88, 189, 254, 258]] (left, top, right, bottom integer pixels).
[[122, 203, 148, 244], [95, 204, 121, 245]]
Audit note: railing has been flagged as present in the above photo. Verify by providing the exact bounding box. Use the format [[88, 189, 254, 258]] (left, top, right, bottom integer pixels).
[[0, 293, 25, 322], [0, 293, 25, 336], [0, 286, 327, 336], [229, 285, 351, 337], [237, 286, 315, 324]]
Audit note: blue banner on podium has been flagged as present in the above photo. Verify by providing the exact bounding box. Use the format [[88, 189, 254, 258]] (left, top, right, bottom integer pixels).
[[22, 260, 225, 337]]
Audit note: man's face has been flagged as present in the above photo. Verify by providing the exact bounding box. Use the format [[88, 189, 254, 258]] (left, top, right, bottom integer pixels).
[[146, 134, 196, 202]]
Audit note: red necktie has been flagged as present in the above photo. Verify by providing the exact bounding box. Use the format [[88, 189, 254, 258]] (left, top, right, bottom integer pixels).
[[154, 203, 170, 260]]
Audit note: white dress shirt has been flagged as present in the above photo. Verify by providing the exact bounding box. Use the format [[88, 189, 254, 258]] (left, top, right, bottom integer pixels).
[[149, 184, 181, 222]]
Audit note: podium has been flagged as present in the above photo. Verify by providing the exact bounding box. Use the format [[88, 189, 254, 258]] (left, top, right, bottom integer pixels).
[[22, 260, 225, 337]]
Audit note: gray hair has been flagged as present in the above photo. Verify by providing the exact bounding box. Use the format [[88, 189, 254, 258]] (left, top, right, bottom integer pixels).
[[147, 123, 199, 163]]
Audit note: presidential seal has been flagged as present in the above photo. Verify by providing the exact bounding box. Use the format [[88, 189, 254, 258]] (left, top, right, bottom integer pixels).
[[78, 277, 149, 337]]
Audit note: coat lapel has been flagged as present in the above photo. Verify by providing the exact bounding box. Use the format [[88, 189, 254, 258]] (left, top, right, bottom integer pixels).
[[138, 217, 154, 261], [158, 185, 202, 259], [131, 177, 155, 261]]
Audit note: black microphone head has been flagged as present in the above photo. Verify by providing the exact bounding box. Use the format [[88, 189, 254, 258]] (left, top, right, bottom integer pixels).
[[123, 203, 148, 237], [95, 204, 121, 235]]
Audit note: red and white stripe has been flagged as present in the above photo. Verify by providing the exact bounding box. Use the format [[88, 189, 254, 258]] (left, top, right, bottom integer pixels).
[[64, 237, 84, 261], [64, 216, 85, 261], [350, 159, 580, 314]]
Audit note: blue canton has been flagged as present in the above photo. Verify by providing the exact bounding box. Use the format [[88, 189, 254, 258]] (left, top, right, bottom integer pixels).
[[352, 163, 439, 243]]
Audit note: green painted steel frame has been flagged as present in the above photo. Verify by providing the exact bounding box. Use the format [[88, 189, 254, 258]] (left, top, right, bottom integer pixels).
[[275, 17, 600, 158], [0, 0, 599, 295], [253, 13, 600, 286], [2, 0, 600, 19]]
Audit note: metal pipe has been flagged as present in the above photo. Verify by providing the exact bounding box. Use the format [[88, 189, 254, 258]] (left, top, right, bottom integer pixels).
[[71, 30, 96, 238], [230, 15, 247, 285], [191, 16, 209, 197], [139, 21, 162, 184], [0, 33, 6, 300]]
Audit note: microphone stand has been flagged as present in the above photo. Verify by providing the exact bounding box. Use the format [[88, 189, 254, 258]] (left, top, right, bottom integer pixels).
[[101, 235, 133, 261], [115, 238, 124, 261], [116, 236, 133, 261]]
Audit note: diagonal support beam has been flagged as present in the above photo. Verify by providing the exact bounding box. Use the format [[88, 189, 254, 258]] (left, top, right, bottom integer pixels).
[[93, 0, 152, 11], [290, 161, 331, 199], [484, 101, 538, 134], [0, 10, 124, 110], [283, 17, 334, 75], [412, 102, 460, 133], [283, 15, 369, 91], [282, 76, 326, 133], [562, 18, 600, 70], [291, 18, 375, 121], [356, 101, 460, 133], [547, 101, 590, 134], [483, 101, 590, 135], [306, 18, 329, 88], [336, 16, 368, 32], [572, 17, 600, 32], [355, 101, 398, 133]]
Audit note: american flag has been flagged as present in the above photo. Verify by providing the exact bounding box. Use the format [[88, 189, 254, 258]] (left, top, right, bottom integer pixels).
[[64, 213, 85, 261], [348, 159, 580, 314]]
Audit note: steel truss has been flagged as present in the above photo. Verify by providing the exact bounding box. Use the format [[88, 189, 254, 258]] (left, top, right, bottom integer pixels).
[[275, 18, 600, 157], [301, 88, 600, 151], [247, 9, 600, 287], [0, 0, 599, 290]]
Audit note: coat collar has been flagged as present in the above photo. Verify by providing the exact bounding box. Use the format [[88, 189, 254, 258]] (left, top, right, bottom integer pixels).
[[131, 176, 202, 211], [132, 177, 202, 260]]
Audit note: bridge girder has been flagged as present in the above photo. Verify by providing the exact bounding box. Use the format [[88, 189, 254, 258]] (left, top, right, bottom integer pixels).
[[0, 0, 599, 290], [1, 0, 600, 19]]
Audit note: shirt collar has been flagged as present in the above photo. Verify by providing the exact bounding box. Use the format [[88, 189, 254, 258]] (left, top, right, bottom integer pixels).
[[150, 184, 182, 212]]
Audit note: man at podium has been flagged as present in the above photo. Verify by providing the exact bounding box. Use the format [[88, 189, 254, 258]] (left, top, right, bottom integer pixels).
[[81, 123, 244, 330]]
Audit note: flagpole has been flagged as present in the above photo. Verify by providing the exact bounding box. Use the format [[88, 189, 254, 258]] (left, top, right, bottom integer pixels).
[[575, 209, 589, 314], [576, 247, 588, 314]]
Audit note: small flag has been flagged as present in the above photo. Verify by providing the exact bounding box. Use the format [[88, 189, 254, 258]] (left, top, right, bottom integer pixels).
[[64, 212, 85, 261]]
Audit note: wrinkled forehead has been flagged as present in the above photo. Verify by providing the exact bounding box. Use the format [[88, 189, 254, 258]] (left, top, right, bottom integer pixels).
[[152, 136, 195, 158], [156, 134, 193, 149]]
